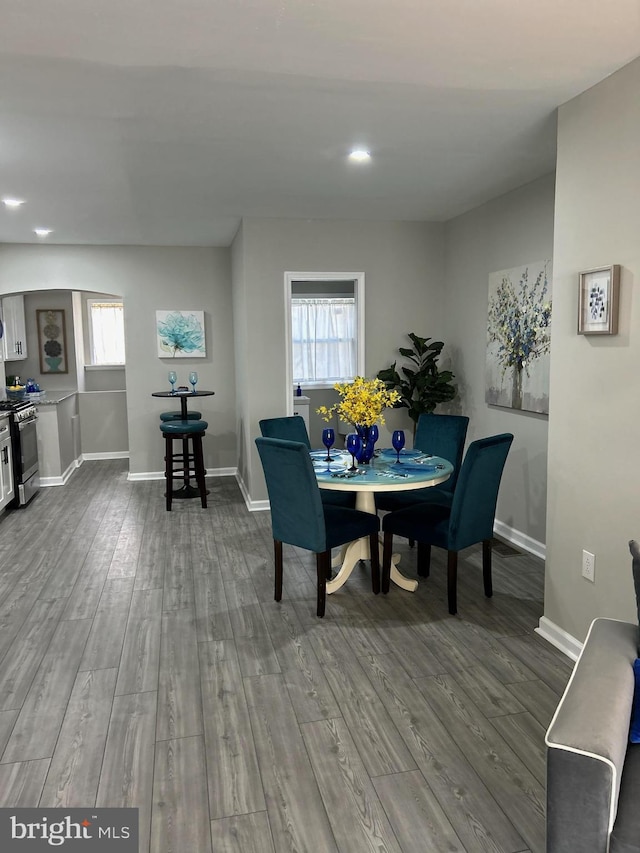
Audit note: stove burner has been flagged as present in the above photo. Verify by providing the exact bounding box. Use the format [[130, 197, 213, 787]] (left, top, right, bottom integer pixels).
[[0, 400, 32, 412]]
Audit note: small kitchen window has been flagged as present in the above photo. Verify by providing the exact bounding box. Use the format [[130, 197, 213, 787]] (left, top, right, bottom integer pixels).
[[87, 299, 126, 365]]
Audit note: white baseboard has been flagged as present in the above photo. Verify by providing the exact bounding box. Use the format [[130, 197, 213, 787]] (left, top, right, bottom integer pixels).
[[236, 471, 270, 512], [40, 459, 81, 487], [127, 467, 237, 482], [493, 519, 546, 560], [82, 451, 130, 461], [535, 616, 582, 661]]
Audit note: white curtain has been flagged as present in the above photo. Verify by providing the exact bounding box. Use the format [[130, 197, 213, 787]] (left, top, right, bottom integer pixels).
[[90, 302, 126, 364], [292, 297, 356, 383]]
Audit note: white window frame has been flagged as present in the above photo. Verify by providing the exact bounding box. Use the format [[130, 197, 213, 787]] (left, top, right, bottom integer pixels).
[[284, 271, 365, 413], [86, 298, 126, 366]]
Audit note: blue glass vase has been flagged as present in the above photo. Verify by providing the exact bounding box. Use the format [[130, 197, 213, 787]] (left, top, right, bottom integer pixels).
[[355, 424, 376, 464]]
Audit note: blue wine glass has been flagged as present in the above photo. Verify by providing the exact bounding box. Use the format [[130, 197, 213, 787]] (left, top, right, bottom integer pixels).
[[369, 423, 379, 455], [322, 427, 335, 462], [168, 370, 177, 394], [392, 429, 405, 463], [346, 433, 362, 472], [188, 371, 198, 394]]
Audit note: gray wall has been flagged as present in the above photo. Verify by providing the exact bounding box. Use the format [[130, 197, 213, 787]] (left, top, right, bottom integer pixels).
[[235, 217, 446, 503], [79, 391, 129, 455], [0, 245, 236, 475], [443, 174, 556, 551], [545, 57, 640, 641]]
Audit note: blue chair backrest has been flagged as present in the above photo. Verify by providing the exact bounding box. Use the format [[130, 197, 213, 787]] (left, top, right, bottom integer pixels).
[[259, 416, 311, 448], [255, 437, 326, 552], [448, 433, 513, 551], [414, 413, 469, 492]]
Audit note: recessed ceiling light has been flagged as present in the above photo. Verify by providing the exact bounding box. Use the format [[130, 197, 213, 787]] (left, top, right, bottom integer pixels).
[[2, 197, 25, 208], [348, 149, 371, 162], [33, 228, 52, 237]]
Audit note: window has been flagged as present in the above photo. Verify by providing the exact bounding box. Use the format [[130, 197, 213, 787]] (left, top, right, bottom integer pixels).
[[87, 300, 125, 365], [292, 296, 356, 384]]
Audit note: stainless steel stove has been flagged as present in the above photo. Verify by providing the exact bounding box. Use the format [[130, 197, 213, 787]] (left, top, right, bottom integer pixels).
[[0, 399, 39, 505]]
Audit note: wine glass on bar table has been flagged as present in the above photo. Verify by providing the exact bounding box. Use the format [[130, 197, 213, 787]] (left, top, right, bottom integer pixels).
[[188, 371, 198, 394], [168, 371, 177, 394]]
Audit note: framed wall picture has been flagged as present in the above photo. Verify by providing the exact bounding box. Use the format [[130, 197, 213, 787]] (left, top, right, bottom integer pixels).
[[156, 310, 206, 357], [37, 309, 69, 373], [578, 265, 620, 335]]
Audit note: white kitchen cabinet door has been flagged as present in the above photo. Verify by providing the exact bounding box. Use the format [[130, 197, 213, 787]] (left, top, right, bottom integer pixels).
[[0, 426, 14, 509], [2, 295, 27, 361]]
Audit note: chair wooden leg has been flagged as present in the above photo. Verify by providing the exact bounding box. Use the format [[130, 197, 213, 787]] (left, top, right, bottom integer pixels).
[[274, 540, 283, 602], [369, 533, 380, 595], [316, 552, 328, 617], [417, 542, 431, 577], [447, 550, 458, 615], [482, 538, 493, 598], [382, 531, 393, 594]]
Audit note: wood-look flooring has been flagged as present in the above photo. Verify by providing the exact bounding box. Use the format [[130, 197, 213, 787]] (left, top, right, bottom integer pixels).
[[0, 460, 572, 852]]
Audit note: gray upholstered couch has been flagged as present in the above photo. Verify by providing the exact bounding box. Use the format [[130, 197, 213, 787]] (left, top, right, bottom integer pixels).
[[546, 617, 640, 852]]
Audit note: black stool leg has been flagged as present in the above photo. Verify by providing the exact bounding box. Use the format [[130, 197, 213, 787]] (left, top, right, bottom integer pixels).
[[192, 433, 207, 508], [182, 436, 190, 488], [164, 434, 173, 511]]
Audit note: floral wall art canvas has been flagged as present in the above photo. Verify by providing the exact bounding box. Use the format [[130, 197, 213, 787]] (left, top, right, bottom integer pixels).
[[37, 309, 68, 374], [156, 310, 206, 358], [485, 260, 552, 414]]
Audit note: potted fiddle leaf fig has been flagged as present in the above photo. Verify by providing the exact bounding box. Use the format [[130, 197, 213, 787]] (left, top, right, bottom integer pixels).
[[376, 333, 457, 431]]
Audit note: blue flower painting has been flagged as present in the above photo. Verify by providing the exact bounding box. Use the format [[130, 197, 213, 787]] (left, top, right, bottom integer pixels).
[[485, 260, 552, 414], [156, 310, 206, 358]]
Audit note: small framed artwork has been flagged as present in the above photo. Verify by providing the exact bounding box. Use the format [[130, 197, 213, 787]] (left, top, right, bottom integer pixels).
[[578, 265, 620, 335], [37, 309, 69, 373], [156, 310, 206, 358]]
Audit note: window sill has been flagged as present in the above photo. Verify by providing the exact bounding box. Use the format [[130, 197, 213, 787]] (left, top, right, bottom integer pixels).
[[84, 364, 126, 371]]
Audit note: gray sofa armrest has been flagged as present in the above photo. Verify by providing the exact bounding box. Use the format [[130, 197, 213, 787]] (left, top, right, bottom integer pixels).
[[546, 618, 637, 853]]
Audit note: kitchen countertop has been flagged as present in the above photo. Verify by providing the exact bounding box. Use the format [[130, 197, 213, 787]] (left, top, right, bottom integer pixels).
[[35, 390, 77, 406]]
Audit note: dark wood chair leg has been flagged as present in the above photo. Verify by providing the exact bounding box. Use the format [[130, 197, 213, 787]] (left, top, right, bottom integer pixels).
[[447, 550, 458, 615], [369, 533, 380, 595], [417, 542, 431, 577], [316, 552, 328, 617], [164, 435, 173, 511], [382, 531, 393, 594], [192, 433, 208, 508], [274, 540, 283, 601], [482, 538, 493, 598]]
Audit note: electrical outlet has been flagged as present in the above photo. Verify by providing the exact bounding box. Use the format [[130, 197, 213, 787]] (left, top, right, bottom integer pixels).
[[582, 550, 595, 582]]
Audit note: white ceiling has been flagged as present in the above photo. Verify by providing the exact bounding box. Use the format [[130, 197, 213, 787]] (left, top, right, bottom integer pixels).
[[1, 0, 639, 247]]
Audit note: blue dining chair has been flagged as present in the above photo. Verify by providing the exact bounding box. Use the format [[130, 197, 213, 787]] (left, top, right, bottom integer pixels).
[[259, 416, 356, 508], [381, 432, 513, 614], [375, 413, 469, 513], [255, 437, 380, 617]]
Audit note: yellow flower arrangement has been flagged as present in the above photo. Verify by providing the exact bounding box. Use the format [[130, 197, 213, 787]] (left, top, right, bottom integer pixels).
[[317, 376, 401, 427]]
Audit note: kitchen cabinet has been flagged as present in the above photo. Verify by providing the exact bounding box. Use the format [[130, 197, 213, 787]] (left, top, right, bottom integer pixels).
[[0, 419, 14, 510], [2, 295, 27, 361]]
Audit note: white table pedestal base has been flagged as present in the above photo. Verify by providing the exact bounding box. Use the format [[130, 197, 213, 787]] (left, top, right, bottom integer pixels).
[[325, 488, 418, 595]]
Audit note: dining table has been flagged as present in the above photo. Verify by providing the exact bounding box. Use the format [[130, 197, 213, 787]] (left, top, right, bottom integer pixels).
[[313, 448, 453, 594]]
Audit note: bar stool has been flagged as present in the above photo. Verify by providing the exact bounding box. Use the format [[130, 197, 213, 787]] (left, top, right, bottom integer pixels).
[[159, 411, 202, 421], [159, 419, 208, 511]]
